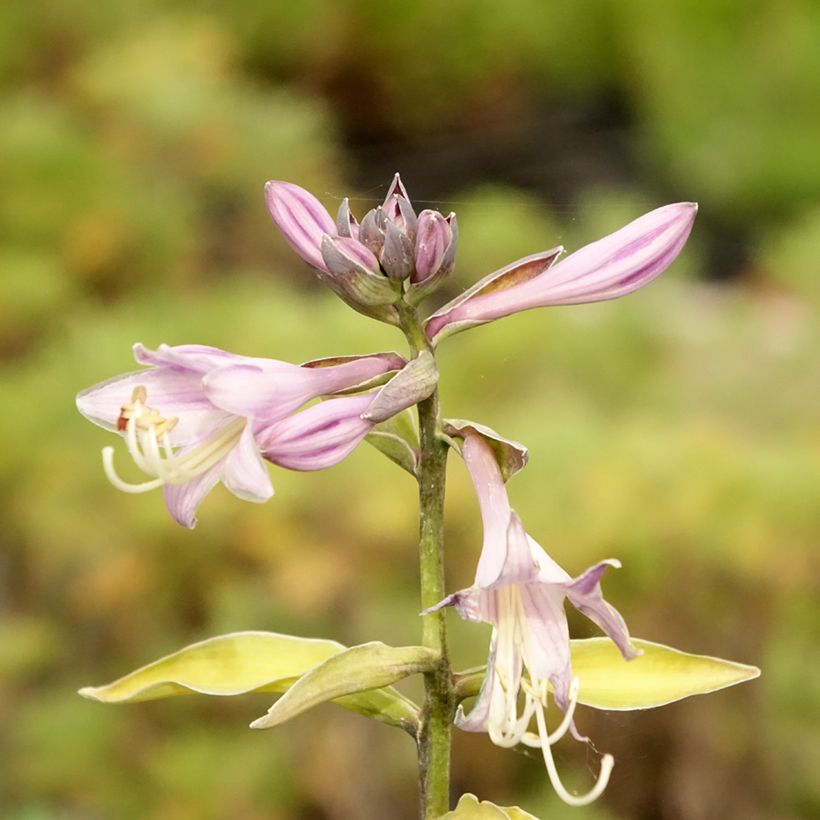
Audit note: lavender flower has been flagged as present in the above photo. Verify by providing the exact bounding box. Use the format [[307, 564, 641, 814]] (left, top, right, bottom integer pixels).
[[425, 202, 697, 343], [427, 431, 639, 806], [76, 344, 403, 527]]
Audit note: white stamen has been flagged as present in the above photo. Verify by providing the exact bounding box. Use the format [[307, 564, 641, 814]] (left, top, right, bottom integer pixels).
[[102, 390, 246, 493], [483, 582, 612, 805], [535, 700, 614, 807]]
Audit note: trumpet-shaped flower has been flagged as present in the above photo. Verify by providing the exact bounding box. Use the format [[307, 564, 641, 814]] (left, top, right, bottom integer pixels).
[[428, 432, 639, 806], [76, 344, 404, 527], [425, 202, 697, 343]]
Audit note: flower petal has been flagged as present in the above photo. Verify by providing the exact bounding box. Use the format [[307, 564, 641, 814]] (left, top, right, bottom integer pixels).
[[462, 432, 514, 588], [427, 203, 696, 341], [259, 393, 374, 471], [220, 423, 274, 503], [265, 181, 336, 272], [203, 362, 318, 422], [563, 560, 640, 661], [132, 343, 247, 373], [413, 210, 452, 282], [76, 367, 227, 444], [162, 463, 222, 529], [204, 355, 404, 422]]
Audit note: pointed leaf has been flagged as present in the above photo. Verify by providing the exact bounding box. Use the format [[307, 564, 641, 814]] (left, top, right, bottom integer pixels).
[[251, 642, 437, 729], [79, 631, 343, 703], [439, 794, 540, 819], [79, 631, 421, 733], [454, 637, 760, 710]]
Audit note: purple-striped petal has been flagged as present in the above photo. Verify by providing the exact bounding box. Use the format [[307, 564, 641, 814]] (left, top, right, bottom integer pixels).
[[563, 560, 640, 660], [133, 343, 247, 373], [203, 354, 404, 423], [462, 432, 514, 588], [265, 181, 336, 272], [413, 210, 452, 282], [426, 203, 697, 342], [259, 393, 374, 471], [76, 367, 228, 444], [425, 248, 563, 341]]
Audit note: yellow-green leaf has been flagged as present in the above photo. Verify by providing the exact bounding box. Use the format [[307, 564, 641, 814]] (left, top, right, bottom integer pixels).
[[251, 642, 437, 730], [79, 631, 421, 733], [455, 637, 760, 711], [439, 793, 540, 819]]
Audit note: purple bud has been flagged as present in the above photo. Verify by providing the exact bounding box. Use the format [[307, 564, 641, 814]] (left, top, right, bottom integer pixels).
[[359, 207, 387, 253], [414, 210, 453, 283], [265, 181, 336, 272], [321, 235, 379, 277], [320, 235, 399, 307], [381, 221, 415, 280]]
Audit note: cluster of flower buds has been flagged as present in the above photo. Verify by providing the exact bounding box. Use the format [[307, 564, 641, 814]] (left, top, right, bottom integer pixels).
[[265, 174, 458, 322]]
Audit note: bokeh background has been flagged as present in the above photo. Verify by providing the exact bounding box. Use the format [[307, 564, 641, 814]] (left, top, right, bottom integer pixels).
[[1, 2, 819, 818]]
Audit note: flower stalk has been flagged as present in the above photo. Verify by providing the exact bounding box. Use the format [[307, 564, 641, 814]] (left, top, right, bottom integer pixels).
[[399, 301, 455, 818]]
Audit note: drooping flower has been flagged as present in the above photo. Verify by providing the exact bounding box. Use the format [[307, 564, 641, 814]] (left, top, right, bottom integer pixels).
[[76, 343, 404, 527], [264, 174, 457, 314], [428, 431, 639, 806], [425, 202, 697, 343]]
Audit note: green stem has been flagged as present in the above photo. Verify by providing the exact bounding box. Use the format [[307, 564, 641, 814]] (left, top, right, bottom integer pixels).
[[398, 301, 455, 818]]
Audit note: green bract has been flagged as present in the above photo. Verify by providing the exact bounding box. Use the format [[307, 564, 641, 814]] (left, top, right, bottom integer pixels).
[[454, 637, 760, 710], [79, 631, 423, 734], [439, 793, 539, 819]]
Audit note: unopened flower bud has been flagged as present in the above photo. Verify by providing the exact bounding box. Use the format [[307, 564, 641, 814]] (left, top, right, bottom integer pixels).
[[320, 235, 400, 307], [381, 221, 416, 280]]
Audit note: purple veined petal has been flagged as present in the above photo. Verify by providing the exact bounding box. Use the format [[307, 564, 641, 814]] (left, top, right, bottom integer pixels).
[[423, 585, 495, 624], [519, 583, 573, 702], [204, 355, 402, 422], [491, 512, 541, 587], [527, 535, 572, 585], [220, 423, 274, 503], [563, 560, 640, 660], [425, 247, 563, 342], [455, 629, 501, 733], [259, 393, 375, 471], [413, 210, 452, 283], [336, 197, 359, 239], [133, 343, 249, 373], [162, 461, 222, 529], [462, 432, 514, 588], [264, 181, 336, 272], [301, 351, 405, 375], [203, 362, 319, 423], [459, 602, 524, 734], [76, 367, 228, 444], [428, 203, 696, 340]]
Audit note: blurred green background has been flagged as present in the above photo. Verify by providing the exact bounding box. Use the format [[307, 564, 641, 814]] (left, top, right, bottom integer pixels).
[[1, 1, 818, 818]]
